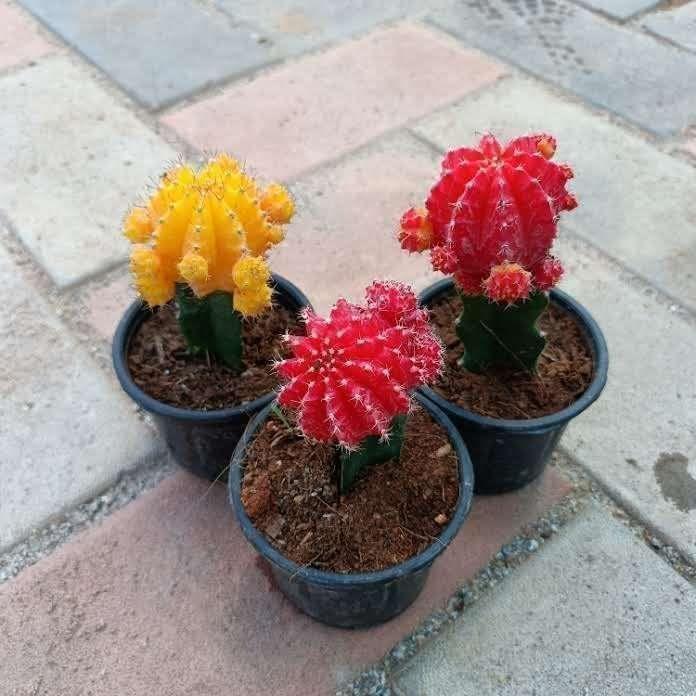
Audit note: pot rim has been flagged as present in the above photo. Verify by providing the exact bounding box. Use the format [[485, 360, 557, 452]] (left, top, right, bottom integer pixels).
[[418, 278, 609, 433], [111, 274, 312, 423], [228, 391, 475, 586]]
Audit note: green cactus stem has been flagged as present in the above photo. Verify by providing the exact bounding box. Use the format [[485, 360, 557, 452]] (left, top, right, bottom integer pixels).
[[338, 415, 407, 495], [175, 284, 243, 371], [456, 291, 549, 374]]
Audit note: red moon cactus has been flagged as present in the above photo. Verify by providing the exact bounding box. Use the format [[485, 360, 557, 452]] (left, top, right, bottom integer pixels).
[[399, 132, 576, 302], [276, 281, 443, 448]]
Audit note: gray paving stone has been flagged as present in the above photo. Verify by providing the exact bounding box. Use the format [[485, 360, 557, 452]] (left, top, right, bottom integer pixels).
[[0, 243, 161, 552], [429, 0, 696, 134], [644, 3, 696, 54], [214, 0, 430, 59], [413, 77, 696, 309], [0, 56, 175, 287], [395, 504, 696, 696], [556, 236, 696, 564], [18, 0, 275, 109], [577, 0, 659, 20]]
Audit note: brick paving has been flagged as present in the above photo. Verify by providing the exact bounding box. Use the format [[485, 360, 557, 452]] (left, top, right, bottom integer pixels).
[[1, 0, 695, 693]]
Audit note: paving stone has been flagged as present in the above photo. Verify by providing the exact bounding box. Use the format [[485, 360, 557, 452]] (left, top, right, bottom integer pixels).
[[395, 504, 696, 695], [430, 0, 696, 134], [576, 0, 659, 20], [0, 244, 160, 551], [0, 2, 54, 72], [84, 273, 135, 341], [644, 3, 696, 54], [18, 0, 275, 109], [684, 137, 696, 158], [214, 0, 428, 58], [271, 132, 442, 313], [162, 23, 505, 181], [0, 468, 570, 694], [413, 76, 696, 309], [0, 56, 175, 287], [554, 236, 696, 564]]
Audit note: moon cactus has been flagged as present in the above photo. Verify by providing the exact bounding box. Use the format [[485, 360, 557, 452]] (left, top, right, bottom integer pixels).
[[124, 154, 293, 369], [276, 281, 443, 492], [398, 132, 577, 372]]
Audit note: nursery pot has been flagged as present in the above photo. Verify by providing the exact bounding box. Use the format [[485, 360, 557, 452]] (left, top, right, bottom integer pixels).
[[228, 392, 474, 628], [418, 278, 608, 495], [112, 274, 311, 482]]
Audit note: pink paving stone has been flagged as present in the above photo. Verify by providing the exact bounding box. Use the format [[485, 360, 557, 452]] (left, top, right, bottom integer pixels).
[[161, 23, 505, 181], [684, 138, 696, 158], [271, 131, 443, 314], [0, 3, 54, 72], [84, 273, 136, 341], [0, 468, 570, 695]]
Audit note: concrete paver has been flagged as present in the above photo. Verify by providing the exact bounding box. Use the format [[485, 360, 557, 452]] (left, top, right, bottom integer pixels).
[[0, 56, 175, 287], [395, 504, 696, 695], [643, 3, 696, 54], [18, 0, 276, 109], [576, 0, 659, 20], [413, 76, 696, 310], [162, 23, 505, 181], [0, 469, 570, 694], [271, 131, 442, 314], [0, 243, 160, 551], [0, 2, 54, 72], [430, 0, 696, 134]]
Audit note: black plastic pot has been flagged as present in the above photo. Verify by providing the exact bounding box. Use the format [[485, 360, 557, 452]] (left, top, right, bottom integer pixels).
[[418, 278, 608, 495], [228, 392, 474, 628], [112, 274, 311, 482]]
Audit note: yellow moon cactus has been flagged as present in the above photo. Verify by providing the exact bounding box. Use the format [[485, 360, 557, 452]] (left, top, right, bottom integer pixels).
[[124, 154, 293, 317]]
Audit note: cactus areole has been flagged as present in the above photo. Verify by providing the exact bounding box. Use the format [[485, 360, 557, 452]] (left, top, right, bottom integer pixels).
[[399, 133, 577, 373], [124, 154, 294, 370], [276, 281, 444, 493]]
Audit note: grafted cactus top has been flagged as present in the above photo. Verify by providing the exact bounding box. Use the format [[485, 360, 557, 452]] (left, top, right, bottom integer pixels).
[[399, 133, 577, 303], [124, 154, 294, 316], [276, 282, 443, 448]]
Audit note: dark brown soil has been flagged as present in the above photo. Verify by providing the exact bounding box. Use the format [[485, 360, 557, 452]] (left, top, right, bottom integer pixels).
[[241, 405, 460, 574], [429, 291, 593, 420], [127, 302, 301, 410]]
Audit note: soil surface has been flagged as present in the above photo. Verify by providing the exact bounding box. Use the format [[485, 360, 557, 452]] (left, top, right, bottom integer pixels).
[[127, 302, 300, 410], [241, 405, 460, 573], [429, 291, 593, 420]]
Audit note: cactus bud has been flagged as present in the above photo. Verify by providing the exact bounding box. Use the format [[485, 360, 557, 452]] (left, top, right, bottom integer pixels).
[[483, 263, 532, 304], [260, 183, 295, 224], [398, 207, 433, 252]]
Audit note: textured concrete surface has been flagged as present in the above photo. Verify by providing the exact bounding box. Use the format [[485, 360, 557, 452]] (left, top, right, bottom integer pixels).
[[395, 504, 696, 695], [0, 244, 160, 551], [0, 56, 175, 287], [430, 0, 696, 134], [84, 273, 135, 341], [413, 76, 696, 309], [17, 0, 275, 109], [272, 131, 441, 314], [162, 23, 505, 180], [215, 0, 430, 58], [576, 0, 659, 19], [0, 2, 53, 72], [0, 469, 569, 695], [557, 236, 696, 564], [643, 3, 696, 53]]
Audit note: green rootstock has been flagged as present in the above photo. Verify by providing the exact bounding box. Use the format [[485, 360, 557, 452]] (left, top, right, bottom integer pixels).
[[339, 415, 407, 495], [456, 291, 549, 373], [175, 284, 243, 371]]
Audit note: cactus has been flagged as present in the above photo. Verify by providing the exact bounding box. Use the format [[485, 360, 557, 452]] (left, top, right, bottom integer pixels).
[[398, 132, 577, 372], [276, 281, 443, 492], [124, 154, 293, 369]]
